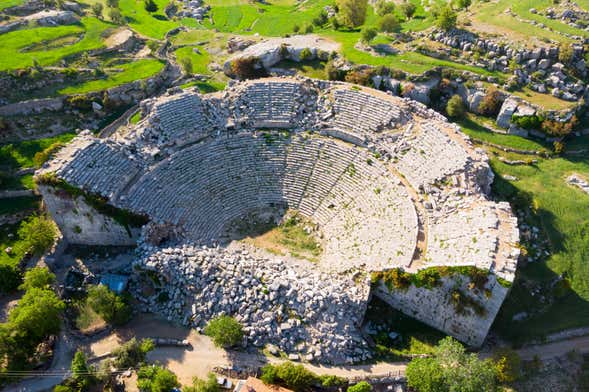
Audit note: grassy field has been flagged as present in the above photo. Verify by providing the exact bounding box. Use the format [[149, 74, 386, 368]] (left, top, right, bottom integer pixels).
[[0, 17, 112, 71], [489, 147, 589, 342], [59, 59, 165, 94], [0, 133, 76, 170], [0, 0, 25, 10], [174, 46, 212, 75], [458, 116, 550, 152]]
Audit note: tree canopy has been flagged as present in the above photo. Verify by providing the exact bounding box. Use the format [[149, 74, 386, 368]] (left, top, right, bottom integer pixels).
[[204, 315, 243, 348], [137, 364, 179, 392], [19, 266, 55, 291], [87, 284, 131, 326], [406, 337, 497, 392], [336, 0, 368, 28], [17, 215, 56, 255]]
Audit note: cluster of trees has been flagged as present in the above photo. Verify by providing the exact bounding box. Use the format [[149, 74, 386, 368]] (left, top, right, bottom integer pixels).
[[91, 0, 125, 25], [0, 267, 64, 373], [406, 337, 521, 392]]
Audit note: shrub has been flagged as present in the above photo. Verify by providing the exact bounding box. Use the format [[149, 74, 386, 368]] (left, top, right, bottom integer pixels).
[[493, 348, 521, 383], [478, 89, 503, 117], [106, 0, 119, 7], [336, 0, 368, 28], [558, 44, 574, 65], [33, 141, 65, 168], [137, 364, 179, 392], [66, 95, 93, 111], [293, 24, 300, 33], [299, 48, 313, 61], [260, 362, 317, 392], [511, 114, 543, 130], [204, 315, 243, 348], [109, 8, 125, 25], [230, 57, 266, 80], [0, 264, 22, 293], [378, 14, 399, 33], [91, 2, 103, 18], [541, 115, 578, 137], [18, 215, 56, 255], [71, 350, 95, 390], [347, 381, 372, 392], [86, 284, 132, 326], [304, 24, 314, 34], [375, 0, 395, 16], [19, 266, 55, 291], [361, 27, 378, 43], [112, 338, 155, 368], [184, 373, 220, 392], [325, 60, 342, 80], [436, 6, 457, 31], [446, 94, 466, 119], [399, 1, 416, 19], [180, 56, 193, 74], [144, 0, 158, 13], [344, 68, 373, 86], [454, 0, 471, 10]]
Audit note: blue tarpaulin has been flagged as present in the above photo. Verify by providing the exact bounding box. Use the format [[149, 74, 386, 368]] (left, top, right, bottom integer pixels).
[[100, 274, 128, 294]]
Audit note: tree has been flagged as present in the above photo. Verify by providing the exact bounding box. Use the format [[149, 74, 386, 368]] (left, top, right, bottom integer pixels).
[[336, 0, 368, 29], [347, 381, 372, 392], [325, 60, 341, 80], [361, 27, 377, 43], [71, 350, 94, 390], [479, 89, 503, 116], [446, 95, 466, 119], [18, 215, 56, 256], [91, 2, 103, 18], [180, 56, 193, 74], [112, 338, 155, 368], [558, 44, 574, 65], [19, 266, 55, 291], [260, 362, 317, 392], [109, 8, 125, 24], [231, 57, 266, 79], [375, 0, 395, 16], [86, 284, 131, 325], [0, 264, 22, 293], [184, 373, 220, 392], [399, 1, 416, 19], [204, 316, 243, 348], [106, 0, 119, 7], [493, 348, 521, 383], [144, 0, 158, 13], [406, 337, 497, 392], [378, 14, 400, 33], [454, 0, 471, 10], [299, 47, 313, 61], [436, 6, 457, 31], [137, 365, 179, 392]]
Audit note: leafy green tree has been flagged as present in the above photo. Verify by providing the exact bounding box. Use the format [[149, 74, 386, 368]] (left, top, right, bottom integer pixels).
[[558, 44, 574, 65], [0, 264, 22, 293], [436, 6, 457, 31], [406, 337, 497, 392], [378, 14, 400, 33], [71, 350, 94, 390], [347, 381, 372, 392], [399, 1, 416, 19], [375, 0, 395, 16], [106, 0, 119, 7], [361, 27, 378, 43], [144, 0, 158, 13], [19, 266, 55, 291], [446, 95, 466, 119], [180, 56, 193, 74], [261, 362, 317, 392], [18, 215, 56, 255], [112, 338, 155, 368], [137, 365, 179, 392], [91, 2, 103, 18], [87, 284, 131, 325], [204, 315, 243, 348], [299, 48, 313, 61], [109, 8, 125, 24], [454, 0, 471, 10], [336, 0, 368, 28], [184, 373, 220, 392]]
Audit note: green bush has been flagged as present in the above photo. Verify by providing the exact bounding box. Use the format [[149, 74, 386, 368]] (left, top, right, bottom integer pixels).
[[375, 0, 395, 16], [137, 364, 179, 392], [0, 264, 22, 293], [184, 373, 220, 392], [112, 338, 155, 368], [492, 347, 521, 383], [347, 381, 372, 392], [17, 215, 56, 255], [260, 362, 317, 392], [19, 266, 55, 291], [511, 115, 543, 130], [378, 14, 400, 33], [144, 0, 158, 13], [399, 1, 416, 19], [204, 315, 243, 348], [336, 0, 368, 28], [87, 284, 132, 326], [436, 6, 457, 31], [299, 48, 313, 61], [361, 27, 378, 43], [446, 94, 466, 119]]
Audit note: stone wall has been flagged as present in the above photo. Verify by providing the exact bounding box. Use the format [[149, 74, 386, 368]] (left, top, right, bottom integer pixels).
[[374, 274, 509, 347], [38, 184, 139, 246]]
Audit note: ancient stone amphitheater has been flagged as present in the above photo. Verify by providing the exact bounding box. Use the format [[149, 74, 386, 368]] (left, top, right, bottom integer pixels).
[[38, 77, 520, 364]]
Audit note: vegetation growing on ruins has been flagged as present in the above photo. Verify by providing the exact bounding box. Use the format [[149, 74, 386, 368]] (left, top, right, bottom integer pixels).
[[261, 361, 347, 392], [204, 315, 243, 348]]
